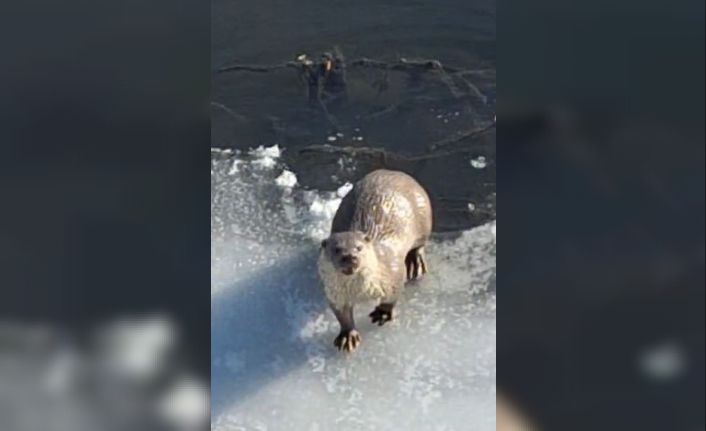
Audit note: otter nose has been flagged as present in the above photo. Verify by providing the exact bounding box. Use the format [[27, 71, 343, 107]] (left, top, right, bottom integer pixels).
[[341, 255, 359, 266]]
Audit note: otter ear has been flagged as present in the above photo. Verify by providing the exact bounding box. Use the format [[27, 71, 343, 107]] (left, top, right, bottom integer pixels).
[[321, 239, 328, 248], [364, 235, 371, 242]]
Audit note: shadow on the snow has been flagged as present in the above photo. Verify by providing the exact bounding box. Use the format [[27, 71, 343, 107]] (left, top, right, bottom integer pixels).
[[211, 247, 330, 416]]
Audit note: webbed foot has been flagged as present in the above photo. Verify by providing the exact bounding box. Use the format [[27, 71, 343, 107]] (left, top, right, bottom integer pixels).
[[369, 303, 395, 326]]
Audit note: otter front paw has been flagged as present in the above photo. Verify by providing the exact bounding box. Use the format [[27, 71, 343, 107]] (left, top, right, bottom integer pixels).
[[334, 329, 361, 352], [369, 305, 394, 326]]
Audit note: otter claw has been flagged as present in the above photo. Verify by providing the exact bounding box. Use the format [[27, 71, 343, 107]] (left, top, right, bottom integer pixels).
[[334, 330, 361, 352]]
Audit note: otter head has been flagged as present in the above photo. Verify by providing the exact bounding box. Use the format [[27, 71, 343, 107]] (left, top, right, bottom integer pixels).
[[320, 231, 373, 276]]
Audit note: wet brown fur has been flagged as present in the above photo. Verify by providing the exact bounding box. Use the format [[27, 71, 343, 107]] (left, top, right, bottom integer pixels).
[[318, 169, 432, 352]]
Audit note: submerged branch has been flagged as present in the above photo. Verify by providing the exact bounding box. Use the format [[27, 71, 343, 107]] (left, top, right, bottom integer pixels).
[[297, 143, 483, 163], [211, 102, 248, 122], [429, 121, 496, 150], [350, 57, 465, 74], [214, 51, 494, 148], [216, 54, 489, 102], [215, 57, 476, 76], [455, 75, 488, 104], [299, 144, 392, 159], [216, 62, 298, 73]]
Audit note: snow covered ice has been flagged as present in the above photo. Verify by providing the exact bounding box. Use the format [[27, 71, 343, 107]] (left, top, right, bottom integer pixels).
[[211, 146, 496, 431]]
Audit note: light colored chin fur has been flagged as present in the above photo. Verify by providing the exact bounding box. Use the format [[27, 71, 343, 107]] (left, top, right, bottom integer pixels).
[[318, 249, 390, 309]]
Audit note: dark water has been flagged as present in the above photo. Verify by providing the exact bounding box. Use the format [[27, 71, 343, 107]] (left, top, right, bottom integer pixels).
[[212, 0, 495, 232]]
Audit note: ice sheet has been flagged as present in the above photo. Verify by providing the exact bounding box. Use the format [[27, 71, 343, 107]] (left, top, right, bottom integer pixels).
[[211, 147, 496, 430]]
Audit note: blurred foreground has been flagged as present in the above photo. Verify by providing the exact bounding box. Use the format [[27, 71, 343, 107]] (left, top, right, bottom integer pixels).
[[0, 316, 208, 431]]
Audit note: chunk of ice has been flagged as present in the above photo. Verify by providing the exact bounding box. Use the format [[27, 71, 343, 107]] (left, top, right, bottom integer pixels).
[[275, 170, 298, 188]]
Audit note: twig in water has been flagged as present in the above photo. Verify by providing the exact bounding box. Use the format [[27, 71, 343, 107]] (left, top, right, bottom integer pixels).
[[217, 52, 490, 103], [211, 102, 248, 122], [216, 62, 297, 73], [429, 122, 496, 150], [454, 75, 488, 104], [297, 143, 484, 163]]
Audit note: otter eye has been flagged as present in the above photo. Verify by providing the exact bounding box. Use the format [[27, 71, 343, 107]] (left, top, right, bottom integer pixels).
[[334, 247, 342, 255]]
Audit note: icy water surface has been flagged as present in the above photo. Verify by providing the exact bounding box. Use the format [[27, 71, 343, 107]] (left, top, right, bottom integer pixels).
[[212, 0, 496, 232]]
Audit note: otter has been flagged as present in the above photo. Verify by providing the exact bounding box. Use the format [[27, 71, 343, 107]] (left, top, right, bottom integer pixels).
[[318, 169, 433, 352]]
